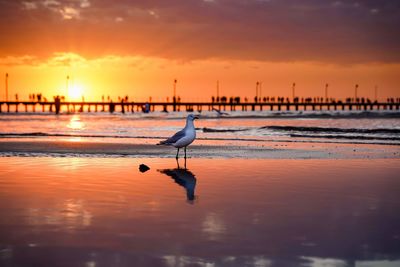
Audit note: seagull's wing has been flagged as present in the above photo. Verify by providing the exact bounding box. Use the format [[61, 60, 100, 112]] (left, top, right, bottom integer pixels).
[[158, 129, 186, 145]]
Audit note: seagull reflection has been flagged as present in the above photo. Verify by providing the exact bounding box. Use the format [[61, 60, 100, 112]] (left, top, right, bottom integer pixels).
[[158, 166, 197, 203]]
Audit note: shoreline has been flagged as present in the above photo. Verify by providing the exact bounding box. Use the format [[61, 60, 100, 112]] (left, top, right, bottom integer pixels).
[[1, 140, 399, 159]]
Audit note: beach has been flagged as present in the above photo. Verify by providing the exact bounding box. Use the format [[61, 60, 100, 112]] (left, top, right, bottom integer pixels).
[[1, 112, 400, 267], [2, 0, 400, 265]]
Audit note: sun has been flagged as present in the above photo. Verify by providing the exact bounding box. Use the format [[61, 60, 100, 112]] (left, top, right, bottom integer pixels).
[[69, 84, 84, 100]]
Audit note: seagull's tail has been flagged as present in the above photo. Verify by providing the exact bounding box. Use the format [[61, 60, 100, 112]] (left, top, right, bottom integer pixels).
[[157, 140, 169, 145]]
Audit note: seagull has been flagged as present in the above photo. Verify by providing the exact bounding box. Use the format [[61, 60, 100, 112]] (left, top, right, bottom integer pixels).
[[157, 114, 199, 159]]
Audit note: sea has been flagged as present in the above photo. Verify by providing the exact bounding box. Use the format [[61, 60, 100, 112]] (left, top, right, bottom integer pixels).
[[0, 110, 399, 147]]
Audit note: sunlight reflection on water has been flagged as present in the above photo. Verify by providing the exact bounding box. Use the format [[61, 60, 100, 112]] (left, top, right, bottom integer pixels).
[[202, 212, 226, 241], [67, 114, 85, 131], [0, 157, 399, 266]]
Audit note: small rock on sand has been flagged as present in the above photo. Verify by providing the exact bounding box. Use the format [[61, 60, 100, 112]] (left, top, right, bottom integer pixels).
[[139, 164, 150, 173]]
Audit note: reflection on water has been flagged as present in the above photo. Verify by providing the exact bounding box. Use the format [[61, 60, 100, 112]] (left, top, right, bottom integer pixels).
[[61, 199, 92, 229], [158, 162, 197, 203], [67, 114, 85, 131], [25, 199, 92, 231], [301, 257, 348, 267], [0, 157, 400, 267], [202, 212, 226, 240], [53, 157, 90, 170], [66, 115, 85, 142]]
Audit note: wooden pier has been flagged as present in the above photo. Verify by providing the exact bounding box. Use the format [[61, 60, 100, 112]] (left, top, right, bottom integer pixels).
[[0, 101, 399, 114]]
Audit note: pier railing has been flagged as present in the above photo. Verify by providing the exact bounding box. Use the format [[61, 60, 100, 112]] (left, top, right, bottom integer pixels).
[[0, 101, 399, 114]]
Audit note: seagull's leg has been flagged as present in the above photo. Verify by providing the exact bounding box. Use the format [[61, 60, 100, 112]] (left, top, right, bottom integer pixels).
[[176, 148, 180, 160], [184, 157, 187, 169], [184, 147, 187, 159]]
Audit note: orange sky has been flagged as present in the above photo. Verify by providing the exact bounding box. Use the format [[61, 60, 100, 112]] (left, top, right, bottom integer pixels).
[[0, 0, 399, 101], [1, 55, 399, 102]]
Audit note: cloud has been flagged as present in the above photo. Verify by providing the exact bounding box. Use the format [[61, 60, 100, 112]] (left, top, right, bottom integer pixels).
[[47, 52, 88, 66], [22, 1, 38, 10], [115, 16, 123, 22], [80, 0, 90, 8], [42, 0, 61, 8], [0, 52, 164, 68], [0, 0, 399, 63], [59, 6, 80, 19], [0, 55, 40, 66], [370, 8, 379, 14]]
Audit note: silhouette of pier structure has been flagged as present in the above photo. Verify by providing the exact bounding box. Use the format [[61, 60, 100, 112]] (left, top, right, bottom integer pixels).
[[0, 98, 399, 114]]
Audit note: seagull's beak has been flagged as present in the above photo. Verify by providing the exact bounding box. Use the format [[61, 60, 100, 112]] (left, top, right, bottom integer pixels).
[[194, 115, 200, 120]]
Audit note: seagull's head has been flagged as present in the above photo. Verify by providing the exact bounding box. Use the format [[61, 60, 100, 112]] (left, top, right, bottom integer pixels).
[[187, 114, 199, 121]]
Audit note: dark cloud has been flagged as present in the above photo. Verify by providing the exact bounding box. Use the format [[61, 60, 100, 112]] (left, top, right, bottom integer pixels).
[[0, 0, 399, 63]]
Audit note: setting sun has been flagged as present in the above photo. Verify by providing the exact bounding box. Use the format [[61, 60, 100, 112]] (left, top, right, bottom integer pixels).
[[68, 84, 84, 101]]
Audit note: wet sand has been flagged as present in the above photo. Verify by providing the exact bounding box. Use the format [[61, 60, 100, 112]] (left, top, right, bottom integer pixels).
[[1, 140, 400, 159], [1, 137, 400, 266], [0, 156, 399, 267]]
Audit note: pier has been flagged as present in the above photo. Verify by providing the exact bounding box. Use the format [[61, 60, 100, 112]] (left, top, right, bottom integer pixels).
[[0, 100, 399, 114]]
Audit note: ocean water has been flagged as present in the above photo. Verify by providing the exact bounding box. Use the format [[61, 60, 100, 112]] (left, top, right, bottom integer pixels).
[[1, 111, 400, 266], [0, 157, 399, 267], [0, 111, 400, 146]]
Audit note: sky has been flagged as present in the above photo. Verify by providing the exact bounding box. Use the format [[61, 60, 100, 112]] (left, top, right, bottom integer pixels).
[[0, 0, 399, 101]]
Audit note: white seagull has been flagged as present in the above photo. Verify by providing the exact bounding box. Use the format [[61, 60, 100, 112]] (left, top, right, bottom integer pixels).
[[158, 114, 199, 159]]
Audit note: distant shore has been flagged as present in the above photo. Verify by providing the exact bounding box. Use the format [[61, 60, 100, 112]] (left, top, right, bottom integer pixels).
[[1, 140, 399, 159]]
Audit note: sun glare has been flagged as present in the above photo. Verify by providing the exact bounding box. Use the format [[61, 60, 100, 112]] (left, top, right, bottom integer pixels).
[[69, 84, 84, 100]]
